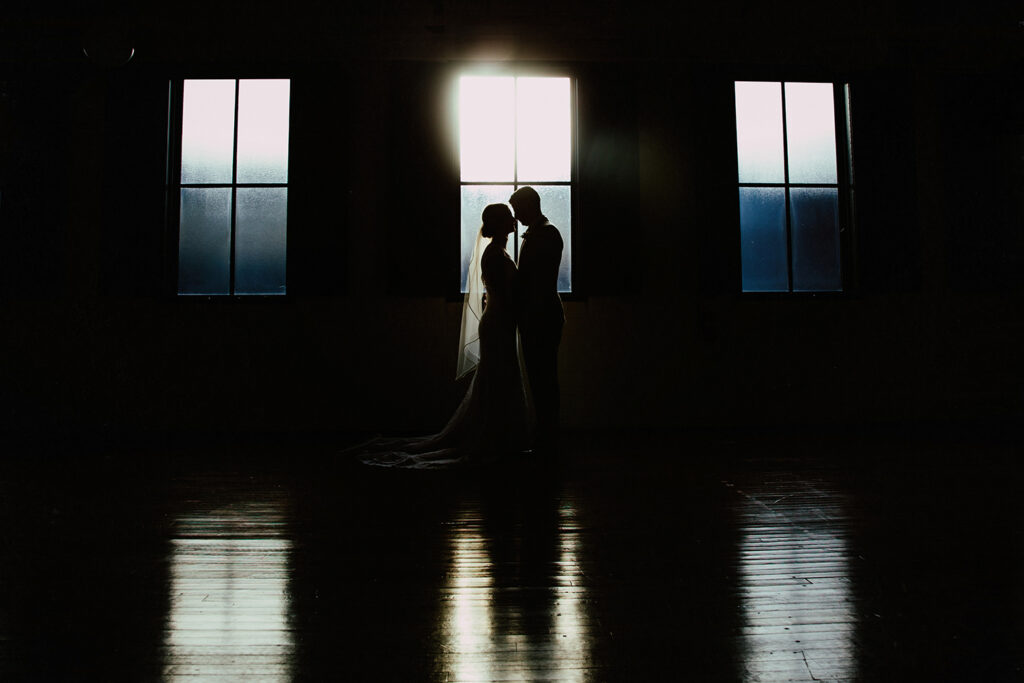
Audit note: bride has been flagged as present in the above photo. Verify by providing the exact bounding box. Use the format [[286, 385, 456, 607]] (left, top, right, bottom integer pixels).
[[348, 203, 531, 469]]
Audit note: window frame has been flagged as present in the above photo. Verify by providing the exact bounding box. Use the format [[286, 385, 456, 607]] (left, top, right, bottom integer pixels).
[[731, 79, 855, 296], [454, 67, 579, 298], [165, 76, 293, 299]]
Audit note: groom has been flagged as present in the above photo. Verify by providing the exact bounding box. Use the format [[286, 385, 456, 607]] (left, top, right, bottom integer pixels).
[[510, 186, 564, 458]]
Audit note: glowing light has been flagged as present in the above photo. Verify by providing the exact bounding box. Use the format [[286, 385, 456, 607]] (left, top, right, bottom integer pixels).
[[551, 504, 589, 682], [178, 79, 290, 296], [785, 82, 838, 183], [181, 80, 236, 184], [441, 501, 590, 682], [736, 481, 858, 681], [735, 81, 785, 183], [516, 77, 571, 182], [162, 500, 294, 681], [448, 529, 496, 682], [459, 76, 515, 181], [458, 73, 574, 292], [237, 79, 291, 184], [735, 80, 843, 293]]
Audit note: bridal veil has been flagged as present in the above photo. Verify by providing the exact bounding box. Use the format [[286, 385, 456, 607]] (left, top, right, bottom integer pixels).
[[457, 227, 487, 379]]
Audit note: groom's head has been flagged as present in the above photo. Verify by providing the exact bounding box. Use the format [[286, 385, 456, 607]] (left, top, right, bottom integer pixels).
[[509, 186, 542, 227]]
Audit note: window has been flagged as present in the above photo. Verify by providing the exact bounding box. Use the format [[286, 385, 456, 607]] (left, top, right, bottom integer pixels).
[[171, 79, 291, 295], [734, 81, 851, 292], [458, 75, 574, 293]]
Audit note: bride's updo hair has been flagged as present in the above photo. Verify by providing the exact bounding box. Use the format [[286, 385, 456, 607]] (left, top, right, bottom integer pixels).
[[480, 203, 513, 238]]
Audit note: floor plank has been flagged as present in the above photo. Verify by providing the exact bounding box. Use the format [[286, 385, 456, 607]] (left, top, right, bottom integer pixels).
[[0, 432, 1022, 680]]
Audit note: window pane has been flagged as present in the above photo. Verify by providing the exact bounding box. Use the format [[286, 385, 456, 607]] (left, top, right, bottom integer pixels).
[[460, 77, 515, 182], [178, 188, 232, 294], [739, 187, 788, 292], [517, 77, 571, 182], [785, 82, 837, 183], [181, 80, 236, 184], [461, 185, 514, 292], [790, 188, 841, 291], [529, 185, 572, 293], [735, 82, 785, 184], [235, 188, 288, 295], [236, 80, 291, 184]]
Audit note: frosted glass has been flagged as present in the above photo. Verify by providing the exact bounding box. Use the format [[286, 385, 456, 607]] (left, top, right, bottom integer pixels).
[[181, 80, 236, 184], [178, 188, 232, 294], [460, 185, 514, 292], [785, 82, 837, 183], [236, 80, 291, 184], [739, 187, 788, 292], [735, 82, 785, 183], [790, 188, 841, 291], [529, 185, 572, 292], [516, 77, 571, 182], [235, 188, 288, 295], [460, 77, 515, 182]]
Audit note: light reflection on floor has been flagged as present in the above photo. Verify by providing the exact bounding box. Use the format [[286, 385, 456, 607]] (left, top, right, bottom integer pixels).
[[736, 478, 858, 682], [441, 499, 590, 682], [162, 499, 294, 681]]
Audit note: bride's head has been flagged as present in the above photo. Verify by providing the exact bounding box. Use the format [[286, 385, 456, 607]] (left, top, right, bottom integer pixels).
[[481, 203, 515, 242]]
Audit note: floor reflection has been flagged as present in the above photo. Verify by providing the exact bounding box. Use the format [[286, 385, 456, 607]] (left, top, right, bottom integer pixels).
[[735, 475, 858, 682], [441, 496, 590, 682], [162, 497, 294, 681]]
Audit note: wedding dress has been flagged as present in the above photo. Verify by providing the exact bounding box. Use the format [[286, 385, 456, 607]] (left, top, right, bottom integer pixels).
[[349, 232, 530, 469]]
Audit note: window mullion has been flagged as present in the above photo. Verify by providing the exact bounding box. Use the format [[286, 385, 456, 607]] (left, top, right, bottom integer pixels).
[[512, 76, 519, 261], [168, 79, 184, 296], [780, 82, 793, 293], [836, 82, 853, 291], [229, 79, 240, 296]]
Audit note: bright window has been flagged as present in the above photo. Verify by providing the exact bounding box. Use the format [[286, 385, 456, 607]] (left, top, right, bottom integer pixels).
[[174, 79, 290, 295], [458, 75, 573, 293], [734, 81, 851, 292]]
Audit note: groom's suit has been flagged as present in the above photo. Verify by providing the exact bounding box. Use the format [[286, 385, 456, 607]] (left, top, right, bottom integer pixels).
[[517, 221, 564, 455]]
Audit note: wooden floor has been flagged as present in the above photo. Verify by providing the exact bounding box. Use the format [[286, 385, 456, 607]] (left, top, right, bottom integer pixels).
[[1, 431, 1022, 681]]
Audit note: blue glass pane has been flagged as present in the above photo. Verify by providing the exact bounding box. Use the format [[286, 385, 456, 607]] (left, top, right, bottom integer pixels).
[[739, 187, 788, 292], [460, 185, 513, 292], [531, 185, 572, 293], [178, 188, 231, 295], [790, 188, 841, 291], [235, 188, 287, 295]]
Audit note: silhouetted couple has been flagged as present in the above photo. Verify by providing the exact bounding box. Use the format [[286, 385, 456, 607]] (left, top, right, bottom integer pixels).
[[351, 187, 564, 469]]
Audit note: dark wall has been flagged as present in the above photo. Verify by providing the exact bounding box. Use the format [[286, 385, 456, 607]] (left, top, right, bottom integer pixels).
[[1, 4, 1021, 444]]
